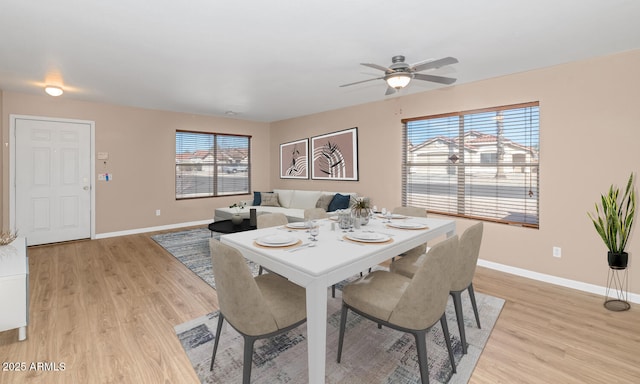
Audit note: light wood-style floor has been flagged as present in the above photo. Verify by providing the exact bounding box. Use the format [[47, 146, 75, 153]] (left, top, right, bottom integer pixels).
[[1, 231, 639, 384]]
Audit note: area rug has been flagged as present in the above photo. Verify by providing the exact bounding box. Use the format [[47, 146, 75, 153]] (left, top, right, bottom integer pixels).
[[151, 227, 260, 289], [175, 286, 504, 384], [157, 227, 505, 383]]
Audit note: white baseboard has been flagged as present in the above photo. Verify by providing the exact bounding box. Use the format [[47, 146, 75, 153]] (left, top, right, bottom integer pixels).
[[94, 220, 212, 239], [478, 259, 640, 304]]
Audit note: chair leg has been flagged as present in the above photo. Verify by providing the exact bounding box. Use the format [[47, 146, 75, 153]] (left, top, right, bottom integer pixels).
[[337, 304, 349, 363], [210, 313, 225, 371], [439, 314, 457, 374], [258, 266, 263, 275], [467, 283, 481, 329], [451, 291, 468, 354], [413, 330, 430, 384], [242, 335, 257, 384]]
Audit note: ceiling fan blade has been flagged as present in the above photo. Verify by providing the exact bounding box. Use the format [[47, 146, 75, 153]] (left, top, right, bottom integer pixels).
[[411, 56, 459, 72], [339, 76, 384, 87], [361, 63, 390, 72], [385, 86, 397, 96], [413, 73, 457, 85]]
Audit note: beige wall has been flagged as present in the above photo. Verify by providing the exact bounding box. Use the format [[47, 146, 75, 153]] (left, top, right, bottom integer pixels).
[[270, 49, 640, 295], [1, 49, 638, 295], [1, 93, 270, 233]]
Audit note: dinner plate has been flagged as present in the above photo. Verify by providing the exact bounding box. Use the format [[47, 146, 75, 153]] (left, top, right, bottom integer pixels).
[[286, 222, 310, 229], [346, 232, 390, 243], [387, 222, 429, 230], [255, 234, 298, 247], [377, 213, 406, 219]]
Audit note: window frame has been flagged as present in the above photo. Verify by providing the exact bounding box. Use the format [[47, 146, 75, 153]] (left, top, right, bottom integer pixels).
[[175, 130, 251, 200], [402, 102, 540, 228]]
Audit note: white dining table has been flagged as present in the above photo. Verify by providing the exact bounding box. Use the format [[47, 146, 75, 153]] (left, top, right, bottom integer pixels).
[[220, 215, 456, 384]]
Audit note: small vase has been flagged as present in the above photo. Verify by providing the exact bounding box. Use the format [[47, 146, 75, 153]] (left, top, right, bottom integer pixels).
[[231, 214, 243, 225], [353, 208, 370, 226], [608, 251, 628, 269]]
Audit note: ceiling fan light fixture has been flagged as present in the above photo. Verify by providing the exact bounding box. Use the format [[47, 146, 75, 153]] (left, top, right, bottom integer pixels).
[[385, 73, 412, 89], [45, 85, 63, 97]]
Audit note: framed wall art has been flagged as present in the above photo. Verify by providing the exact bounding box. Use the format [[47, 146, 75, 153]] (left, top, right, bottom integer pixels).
[[311, 127, 358, 181], [279, 138, 309, 179]]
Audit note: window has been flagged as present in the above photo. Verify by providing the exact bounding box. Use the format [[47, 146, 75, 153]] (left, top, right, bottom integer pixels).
[[402, 102, 539, 228], [175, 130, 251, 199]]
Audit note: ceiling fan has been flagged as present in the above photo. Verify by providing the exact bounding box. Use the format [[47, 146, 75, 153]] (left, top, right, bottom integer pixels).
[[340, 55, 459, 95]]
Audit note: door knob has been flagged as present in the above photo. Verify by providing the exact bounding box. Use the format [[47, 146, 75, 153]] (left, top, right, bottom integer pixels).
[[83, 186, 90, 191]]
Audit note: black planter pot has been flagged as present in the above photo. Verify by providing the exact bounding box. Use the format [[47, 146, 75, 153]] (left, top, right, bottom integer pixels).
[[607, 251, 628, 269]]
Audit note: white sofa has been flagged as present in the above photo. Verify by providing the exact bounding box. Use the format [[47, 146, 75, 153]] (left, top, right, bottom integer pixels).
[[214, 189, 357, 223]]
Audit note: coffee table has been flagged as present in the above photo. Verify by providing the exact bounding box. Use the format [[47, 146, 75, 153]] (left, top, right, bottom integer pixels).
[[208, 219, 256, 235]]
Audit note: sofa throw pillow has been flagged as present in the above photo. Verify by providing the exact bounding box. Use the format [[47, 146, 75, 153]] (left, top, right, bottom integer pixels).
[[328, 193, 351, 212], [252, 191, 262, 206], [260, 192, 281, 207], [316, 194, 334, 211]]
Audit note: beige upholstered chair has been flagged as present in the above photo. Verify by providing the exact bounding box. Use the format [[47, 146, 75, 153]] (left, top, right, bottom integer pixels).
[[337, 235, 459, 383], [256, 212, 288, 229], [392, 206, 428, 260], [209, 239, 307, 384], [304, 207, 328, 220], [256, 213, 289, 275], [449, 222, 483, 354], [390, 222, 484, 355]]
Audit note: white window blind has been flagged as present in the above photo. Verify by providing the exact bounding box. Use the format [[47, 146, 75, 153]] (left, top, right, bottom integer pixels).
[[175, 130, 251, 199], [402, 102, 539, 228]]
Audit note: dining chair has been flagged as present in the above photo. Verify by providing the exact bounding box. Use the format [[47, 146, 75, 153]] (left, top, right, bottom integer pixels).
[[390, 222, 484, 355], [449, 222, 483, 354], [256, 213, 289, 274], [256, 212, 288, 228], [392, 206, 428, 260], [337, 235, 459, 384], [209, 239, 307, 384], [304, 207, 328, 220]]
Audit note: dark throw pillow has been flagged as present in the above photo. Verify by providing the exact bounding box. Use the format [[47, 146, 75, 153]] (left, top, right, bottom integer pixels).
[[252, 191, 262, 206], [328, 193, 351, 212]]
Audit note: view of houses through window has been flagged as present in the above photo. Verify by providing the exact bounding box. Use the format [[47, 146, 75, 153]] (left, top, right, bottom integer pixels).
[[175, 130, 250, 199], [402, 102, 540, 227]]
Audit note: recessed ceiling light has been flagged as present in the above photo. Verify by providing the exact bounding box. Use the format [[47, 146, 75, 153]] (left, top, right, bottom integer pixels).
[[45, 85, 63, 97]]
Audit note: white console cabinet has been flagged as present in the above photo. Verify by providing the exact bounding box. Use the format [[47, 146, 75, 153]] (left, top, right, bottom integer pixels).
[[0, 237, 28, 341]]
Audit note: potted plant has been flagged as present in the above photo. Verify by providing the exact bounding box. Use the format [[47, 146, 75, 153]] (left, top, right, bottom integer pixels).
[[351, 197, 371, 225], [588, 173, 636, 269], [229, 202, 246, 225]]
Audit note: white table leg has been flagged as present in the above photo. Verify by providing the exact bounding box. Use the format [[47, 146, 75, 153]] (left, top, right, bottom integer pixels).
[[306, 278, 328, 384], [18, 326, 27, 341]]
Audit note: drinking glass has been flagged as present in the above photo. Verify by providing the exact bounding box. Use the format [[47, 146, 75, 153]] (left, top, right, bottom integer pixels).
[[310, 222, 319, 241], [306, 219, 313, 239]]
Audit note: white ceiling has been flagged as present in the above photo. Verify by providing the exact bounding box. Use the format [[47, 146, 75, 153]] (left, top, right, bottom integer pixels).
[[1, 0, 639, 122]]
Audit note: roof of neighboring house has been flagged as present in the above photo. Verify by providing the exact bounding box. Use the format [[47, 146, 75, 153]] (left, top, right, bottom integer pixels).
[[410, 131, 537, 154]]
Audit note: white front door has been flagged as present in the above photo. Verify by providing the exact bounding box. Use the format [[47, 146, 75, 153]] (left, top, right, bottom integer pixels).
[[14, 117, 92, 246]]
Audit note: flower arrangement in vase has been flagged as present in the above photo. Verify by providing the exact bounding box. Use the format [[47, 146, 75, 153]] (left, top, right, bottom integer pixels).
[[229, 202, 246, 225], [350, 197, 371, 225]]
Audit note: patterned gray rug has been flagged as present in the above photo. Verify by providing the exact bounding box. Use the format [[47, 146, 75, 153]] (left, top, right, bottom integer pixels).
[[156, 228, 504, 383], [176, 289, 503, 384], [151, 227, 260, 289]]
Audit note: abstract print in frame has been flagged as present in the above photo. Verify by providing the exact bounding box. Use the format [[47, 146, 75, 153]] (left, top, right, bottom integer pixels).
[[279, 138, 309, 179], [311, 127, 358, 181]]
